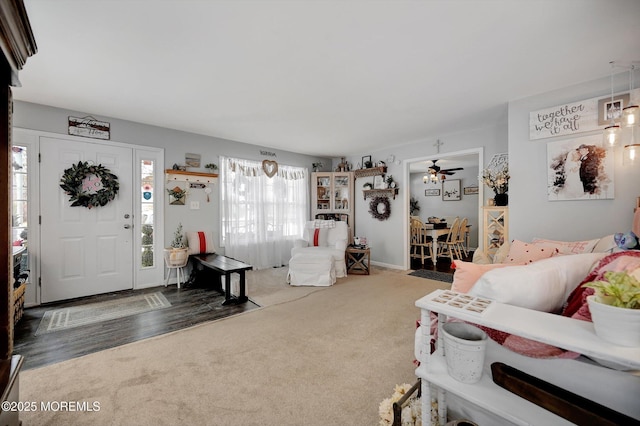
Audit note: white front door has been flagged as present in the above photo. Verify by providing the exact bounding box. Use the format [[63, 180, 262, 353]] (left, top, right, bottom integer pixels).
[[40, 137, 134, 303]]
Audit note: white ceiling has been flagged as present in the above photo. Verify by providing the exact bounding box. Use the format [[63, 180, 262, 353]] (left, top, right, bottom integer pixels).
[[14, 1, 640, 157]]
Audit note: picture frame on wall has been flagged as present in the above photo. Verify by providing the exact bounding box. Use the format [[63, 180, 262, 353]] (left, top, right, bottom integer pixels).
[[547, 134, 614, 201], [425, 188, 440, 196], [442, 179, 461, 201], [463, 186, 479, 195], [597, 93, 629, 125]]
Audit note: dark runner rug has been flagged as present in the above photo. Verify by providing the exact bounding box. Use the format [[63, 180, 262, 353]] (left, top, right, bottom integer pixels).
[[408, 269, 454, 283]]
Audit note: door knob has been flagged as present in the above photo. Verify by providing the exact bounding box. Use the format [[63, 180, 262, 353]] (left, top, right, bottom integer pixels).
[[124, 224, 132, 229]]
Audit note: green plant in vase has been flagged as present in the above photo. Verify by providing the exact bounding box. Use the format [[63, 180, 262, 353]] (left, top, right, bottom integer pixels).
[[583, 271, 640, 309]]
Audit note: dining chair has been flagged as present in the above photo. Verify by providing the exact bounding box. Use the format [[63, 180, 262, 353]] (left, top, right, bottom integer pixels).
[[410, 218, 433, 266], [437, 217, 462, 262], [456, 217, 469, 257]]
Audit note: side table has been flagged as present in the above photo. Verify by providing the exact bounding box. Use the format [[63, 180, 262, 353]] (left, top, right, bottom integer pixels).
[[346, 245, 370, 275]]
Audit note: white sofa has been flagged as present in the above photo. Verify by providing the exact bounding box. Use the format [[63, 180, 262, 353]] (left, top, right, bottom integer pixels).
[[416, 235, 640, 424], [291, 220, 349, 278]]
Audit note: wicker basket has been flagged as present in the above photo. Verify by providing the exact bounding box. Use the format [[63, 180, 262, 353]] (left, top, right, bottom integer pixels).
[[13, 283, 26, 325], [163, 248, 189, 267]]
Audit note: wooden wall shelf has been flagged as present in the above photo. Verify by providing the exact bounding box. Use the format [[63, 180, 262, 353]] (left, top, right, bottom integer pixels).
[[353, 166, 387, 179], [165, 169, 218, 183], [363, 188, 398, 200]]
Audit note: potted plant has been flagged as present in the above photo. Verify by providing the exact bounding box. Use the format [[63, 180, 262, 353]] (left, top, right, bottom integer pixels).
[[164, 223, 188, 267], [410, 197, 420, 216], [583, 271, 640, 347], [204, 163, 218, 172]]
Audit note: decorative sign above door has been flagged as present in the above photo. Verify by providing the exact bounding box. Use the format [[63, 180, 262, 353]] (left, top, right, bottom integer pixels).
[[68, 116, 110, 140]]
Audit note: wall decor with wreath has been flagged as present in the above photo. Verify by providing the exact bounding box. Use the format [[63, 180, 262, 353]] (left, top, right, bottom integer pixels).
[[368, 196, 391, 221], [59, 161, 120, 209]]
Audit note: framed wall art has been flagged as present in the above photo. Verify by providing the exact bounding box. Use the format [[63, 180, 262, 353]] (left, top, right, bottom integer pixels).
[[425, 188, 440, 196], [597, 93, 629, 125], [442, 179, 461, 201], [463, 186, 479, 195], [547, 134, 614, 201]]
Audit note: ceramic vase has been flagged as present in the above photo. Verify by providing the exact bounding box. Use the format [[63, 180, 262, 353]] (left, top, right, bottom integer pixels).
[[494, 193, 508, 206], [587, 296, 640, 347], [442, 322, 488, 384]]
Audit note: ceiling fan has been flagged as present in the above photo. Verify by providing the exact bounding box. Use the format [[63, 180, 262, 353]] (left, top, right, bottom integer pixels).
[[427, 159, 464, 176]]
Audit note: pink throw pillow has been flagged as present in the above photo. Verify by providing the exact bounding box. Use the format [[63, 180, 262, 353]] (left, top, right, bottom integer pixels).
[[505, 240, 557, 264], [451, 261, 518, 294]]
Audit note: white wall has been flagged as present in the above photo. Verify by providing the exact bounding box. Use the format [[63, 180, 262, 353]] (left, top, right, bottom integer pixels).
[[13, 101, 331, 252], [508, 75, 640, 242]]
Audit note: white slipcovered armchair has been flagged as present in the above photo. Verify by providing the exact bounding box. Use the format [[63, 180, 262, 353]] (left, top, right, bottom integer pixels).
[[291, 220, 349, 278]]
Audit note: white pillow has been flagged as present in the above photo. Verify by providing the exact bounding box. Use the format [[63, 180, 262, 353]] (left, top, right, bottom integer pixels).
[[186, 231, 217, 255], [468, 253, 606, 312]]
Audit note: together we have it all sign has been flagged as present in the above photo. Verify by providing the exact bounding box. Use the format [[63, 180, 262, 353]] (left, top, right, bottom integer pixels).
[[529, 88, 639, 140]]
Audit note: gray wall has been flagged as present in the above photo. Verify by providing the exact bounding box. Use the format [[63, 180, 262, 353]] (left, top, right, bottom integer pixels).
[[13, 101, 331, 251], [508, 76, 640, 242]]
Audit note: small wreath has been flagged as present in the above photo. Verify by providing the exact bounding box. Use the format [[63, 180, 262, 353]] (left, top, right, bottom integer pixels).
[[369, 196, 391, 221], [59, 161, 120, 209]]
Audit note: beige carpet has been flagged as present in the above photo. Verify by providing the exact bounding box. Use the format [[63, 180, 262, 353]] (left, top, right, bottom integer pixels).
[[19, 267, 450, 426]]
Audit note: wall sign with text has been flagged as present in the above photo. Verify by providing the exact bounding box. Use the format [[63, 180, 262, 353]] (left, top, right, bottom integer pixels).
[[529, 88, 639, 140]]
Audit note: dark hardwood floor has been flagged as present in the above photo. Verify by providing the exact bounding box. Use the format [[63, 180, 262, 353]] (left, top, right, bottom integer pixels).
[[409, 251, 474, 274], [13, 283, 259, 370]]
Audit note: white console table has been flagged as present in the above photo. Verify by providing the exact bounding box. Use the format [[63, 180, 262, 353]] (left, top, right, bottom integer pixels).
[[415, 289, 640, 425]]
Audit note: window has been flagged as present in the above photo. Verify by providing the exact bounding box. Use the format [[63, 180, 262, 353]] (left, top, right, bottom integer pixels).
[[140, 159, 155, 267], [220, 156, 308, 269]]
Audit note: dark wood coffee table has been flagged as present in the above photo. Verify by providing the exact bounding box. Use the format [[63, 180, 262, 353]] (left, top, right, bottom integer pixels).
[[190, 254, 253, 305]]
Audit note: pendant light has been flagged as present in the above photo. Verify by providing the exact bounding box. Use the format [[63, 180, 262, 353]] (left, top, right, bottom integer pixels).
[[603, 61, 620, 147], [621, 63, 640, 165], [621, 64, 639, 128]]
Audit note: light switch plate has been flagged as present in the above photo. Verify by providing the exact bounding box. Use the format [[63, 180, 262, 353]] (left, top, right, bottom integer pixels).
[[190, 201, 200, 210]]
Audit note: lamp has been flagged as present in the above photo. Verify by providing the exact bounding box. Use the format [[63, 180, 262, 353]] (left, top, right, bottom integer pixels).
[[621, 64, 639, 128], [603, 61, 620, 147], [620, 62, 640, 165]]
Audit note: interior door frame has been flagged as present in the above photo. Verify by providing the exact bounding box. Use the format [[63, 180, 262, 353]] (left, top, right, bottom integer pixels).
[[13, 128, 165, 306], [402, 147, 484, 270]]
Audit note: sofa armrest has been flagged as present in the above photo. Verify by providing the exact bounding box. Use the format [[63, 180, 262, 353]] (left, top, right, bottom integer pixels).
[[334, 240, 347, 251], [293, 239, 309, 249]]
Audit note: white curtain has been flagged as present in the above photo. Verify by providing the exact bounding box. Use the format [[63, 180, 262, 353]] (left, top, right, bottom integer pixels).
[[220, 156, 309, 269]]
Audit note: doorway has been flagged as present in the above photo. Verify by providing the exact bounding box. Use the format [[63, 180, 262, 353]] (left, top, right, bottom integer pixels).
[[14, 129, 165, 305], [403, 148, 484, 270]]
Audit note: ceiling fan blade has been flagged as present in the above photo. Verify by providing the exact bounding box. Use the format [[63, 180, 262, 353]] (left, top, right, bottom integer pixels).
[[441, 167, 464, 172]]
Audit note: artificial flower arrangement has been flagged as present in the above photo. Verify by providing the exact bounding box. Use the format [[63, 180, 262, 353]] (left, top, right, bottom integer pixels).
[[481, 165, 509, 194], [378, 383, 422, 426], [166, 186, 188, 200]]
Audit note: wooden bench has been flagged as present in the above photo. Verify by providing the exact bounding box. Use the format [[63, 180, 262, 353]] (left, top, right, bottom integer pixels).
[[189, 254, 253, 305]]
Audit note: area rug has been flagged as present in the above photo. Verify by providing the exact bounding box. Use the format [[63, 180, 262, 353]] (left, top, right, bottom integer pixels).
[[408, 269, 454, 283], [35, 292, 171, 335]]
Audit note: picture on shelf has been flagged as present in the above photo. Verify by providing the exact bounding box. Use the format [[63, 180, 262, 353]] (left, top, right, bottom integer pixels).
[[361, 155, 372, 169], [373, 175, 386, 189]]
